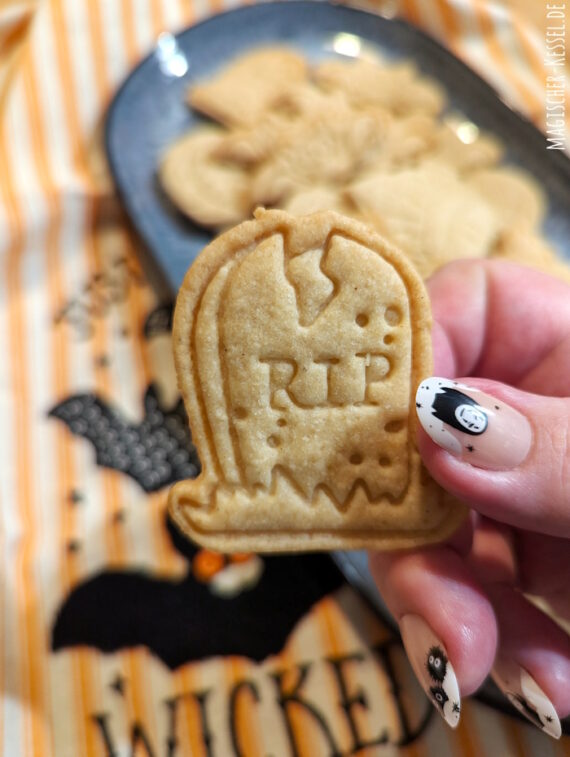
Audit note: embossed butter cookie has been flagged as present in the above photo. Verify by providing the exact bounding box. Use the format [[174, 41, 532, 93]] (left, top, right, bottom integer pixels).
[[347, 164, 500, 280], [168, 209, 467, 552], [313, 58, 446, 117], [159, 127, 250, 228], [188, 47, 308, 128]]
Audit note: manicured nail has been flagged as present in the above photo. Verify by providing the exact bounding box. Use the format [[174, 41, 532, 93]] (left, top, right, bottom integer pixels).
[[415, 377, 531, 470], [400, 614, 461, 728], [492, 658, 561, 739]]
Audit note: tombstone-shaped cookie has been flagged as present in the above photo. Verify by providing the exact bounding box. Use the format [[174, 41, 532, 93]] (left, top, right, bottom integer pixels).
[[169, 209, 466, 552]]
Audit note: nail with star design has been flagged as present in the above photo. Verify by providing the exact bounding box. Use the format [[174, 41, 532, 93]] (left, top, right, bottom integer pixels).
[[492, 658, 561, 739], [415, 377, 531, 470], [400, 614, 461, 728]]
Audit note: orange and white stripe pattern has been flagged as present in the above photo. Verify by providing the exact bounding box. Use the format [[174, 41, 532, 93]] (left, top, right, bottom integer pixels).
[[0, 0, 37, 111], [1, 0, 569, 755], [397, 0, 570, 141]]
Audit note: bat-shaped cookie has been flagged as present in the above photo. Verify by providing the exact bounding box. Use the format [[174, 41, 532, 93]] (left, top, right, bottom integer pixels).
[[49, 384, 200, 492]]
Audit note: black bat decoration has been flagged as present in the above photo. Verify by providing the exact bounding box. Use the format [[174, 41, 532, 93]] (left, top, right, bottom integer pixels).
[[52, 517, 344, 670], [49, 384, 200, 492]]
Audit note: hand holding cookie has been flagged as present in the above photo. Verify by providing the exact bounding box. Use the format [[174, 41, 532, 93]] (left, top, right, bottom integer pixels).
[[370, 259, 570, 737]]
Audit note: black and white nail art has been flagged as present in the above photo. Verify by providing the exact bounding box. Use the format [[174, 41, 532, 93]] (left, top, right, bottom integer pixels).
[[499, 668, 562, 739], [416, 378, 490, 455], [426, 646, 460, 727], [416, 376, 532, 470], [507, 692, 545, 731], [400, 615, 461, 729]]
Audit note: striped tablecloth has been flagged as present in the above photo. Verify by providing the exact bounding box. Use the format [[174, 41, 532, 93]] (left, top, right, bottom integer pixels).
[[1, 1, 569, 755]]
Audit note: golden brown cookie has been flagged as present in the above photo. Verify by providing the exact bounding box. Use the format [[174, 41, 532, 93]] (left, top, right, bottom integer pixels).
[[428, 120, 504, 174], [467, 166, 546, 230], [377, 113, 439, 168], [210, 86, 349, 166], [211, 114, 292, 166], [188, 47, 308, 128], [280, 185, 352, 216], [313, 58, 446, 116], [347, 164, 500, 278], [169, 209, 467, 552], [249, 108, 390, 206], [159, 127, 250, 228], [270, 81, 351, 121]]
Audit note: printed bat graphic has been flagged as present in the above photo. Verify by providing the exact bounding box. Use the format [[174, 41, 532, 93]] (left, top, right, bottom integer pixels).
[[52, 517, 344, 669], [49, 384, 200, 492]]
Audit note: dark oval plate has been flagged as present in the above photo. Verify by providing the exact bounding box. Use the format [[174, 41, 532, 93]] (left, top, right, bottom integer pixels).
[[106, 0, 570, 293], [106, 0, 570, 731]]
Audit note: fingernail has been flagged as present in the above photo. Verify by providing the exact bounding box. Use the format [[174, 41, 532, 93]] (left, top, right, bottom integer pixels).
[[415, 377, 531, 470], [400, 614, 461, 728], [492, 658, 561, 739]]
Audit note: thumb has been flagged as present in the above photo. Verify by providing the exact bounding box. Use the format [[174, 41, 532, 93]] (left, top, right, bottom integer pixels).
[[416, 377, 570, 537]]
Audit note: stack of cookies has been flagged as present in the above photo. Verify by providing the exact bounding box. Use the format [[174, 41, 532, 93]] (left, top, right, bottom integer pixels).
[[159, 46, 570, 283]]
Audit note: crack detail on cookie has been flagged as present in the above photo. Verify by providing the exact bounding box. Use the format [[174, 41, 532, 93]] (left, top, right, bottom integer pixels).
[[285, 247, 336, 327]]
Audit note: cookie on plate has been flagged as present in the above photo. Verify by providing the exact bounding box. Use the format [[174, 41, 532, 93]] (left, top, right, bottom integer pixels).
[[188, 47, 308, 128], [159, 127, 250, 228], [249, 108, 390, 206], [467, 166, 546, 230], [313, 58, 446, 116], [347, 164, 500, 278]]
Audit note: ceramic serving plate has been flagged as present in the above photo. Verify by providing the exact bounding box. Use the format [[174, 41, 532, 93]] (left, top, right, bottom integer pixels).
[[106, 0, 570, 729], [106, 0, 570, 291]]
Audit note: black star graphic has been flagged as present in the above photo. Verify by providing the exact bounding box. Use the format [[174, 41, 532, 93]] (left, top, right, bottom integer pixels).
[[452, 702, 461, 714], [546, 715, 553, 723], [67, 540, 81, 554], [416, 402, 422, 408], [466, 445, 475, 452], [110, 674, 126, 697]]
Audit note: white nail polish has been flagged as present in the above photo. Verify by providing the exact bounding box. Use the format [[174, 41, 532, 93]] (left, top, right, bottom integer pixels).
[[400, 614, 461, 728], [415, 377, 531, 470], [492, 659, 561, 739]]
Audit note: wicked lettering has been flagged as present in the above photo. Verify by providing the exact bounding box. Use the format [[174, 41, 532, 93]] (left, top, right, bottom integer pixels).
[[92, 640, 432, 756]]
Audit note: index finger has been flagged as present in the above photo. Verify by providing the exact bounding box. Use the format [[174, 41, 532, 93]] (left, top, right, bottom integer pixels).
[[429, 259, 570, 391]]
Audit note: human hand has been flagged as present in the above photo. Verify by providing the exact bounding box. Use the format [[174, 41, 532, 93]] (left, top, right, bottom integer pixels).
[[370, 259, 570, 738]]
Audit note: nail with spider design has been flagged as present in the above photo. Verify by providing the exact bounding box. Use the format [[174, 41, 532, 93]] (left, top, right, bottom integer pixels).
[[492, 658, 561, 739], [400, 614, 461, 728], [415, 377, 531, 470]]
